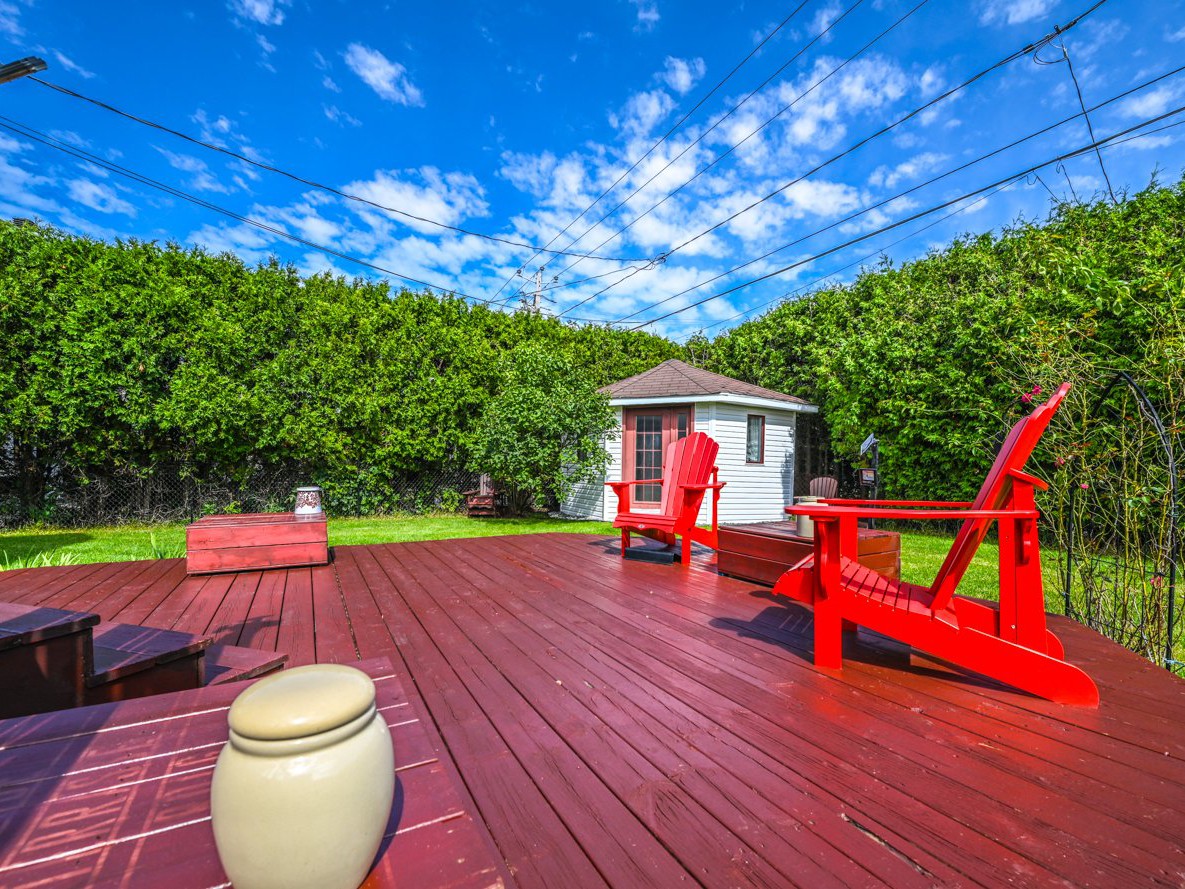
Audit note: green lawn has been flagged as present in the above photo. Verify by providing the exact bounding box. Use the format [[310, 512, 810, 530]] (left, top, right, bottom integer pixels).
[[0, 515, 617, 568]]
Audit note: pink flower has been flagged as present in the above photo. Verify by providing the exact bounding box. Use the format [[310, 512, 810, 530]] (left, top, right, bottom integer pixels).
[[1054, 456, 1066, 468], [1032, 385, 1042, 395], [1021, 393, 1033, 404], [1079, 482, 1089, 490], [1150, 574, 1165, 588]]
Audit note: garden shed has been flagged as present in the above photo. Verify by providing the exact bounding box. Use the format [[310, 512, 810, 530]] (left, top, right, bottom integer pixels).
[[564, 359, 818, 524]]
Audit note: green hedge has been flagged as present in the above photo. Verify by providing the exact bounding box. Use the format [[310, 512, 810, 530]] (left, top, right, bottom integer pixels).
[[0, 221, 680, 520], [702, 176, 1185, 503]]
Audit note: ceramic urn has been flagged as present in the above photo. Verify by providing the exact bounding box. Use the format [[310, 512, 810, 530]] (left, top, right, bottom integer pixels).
[[210, 664, 394, 889]]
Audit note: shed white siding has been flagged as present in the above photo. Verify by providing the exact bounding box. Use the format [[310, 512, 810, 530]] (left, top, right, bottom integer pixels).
[[699, 403, 797, 525], [560, 408, 621, 520], [562, 402, 796, 524]]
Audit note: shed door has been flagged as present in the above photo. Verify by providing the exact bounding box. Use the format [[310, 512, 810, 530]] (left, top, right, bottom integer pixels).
[[622, 406, 693, 506]]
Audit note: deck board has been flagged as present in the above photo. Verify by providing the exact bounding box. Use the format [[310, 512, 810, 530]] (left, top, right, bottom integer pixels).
[[2, 532, 1185, 887]]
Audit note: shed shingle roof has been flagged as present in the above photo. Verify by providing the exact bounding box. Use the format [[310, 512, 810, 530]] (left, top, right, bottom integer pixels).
[[600, 359, 811, 407]]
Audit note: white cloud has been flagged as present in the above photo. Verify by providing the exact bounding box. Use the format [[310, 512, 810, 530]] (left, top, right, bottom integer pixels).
[[979, 0, 1057, 26], [51, 51, 95, 79], [342, 167, 488, 235], [323, 75, 340, 93], [1169, 26, 1185, 42], [324, 104, 361, 127], [630, 0, 659, 32], [155, 147, 233, 194], [660, 57, 705, 95], [49, 130, 90, 148], [868, 152, 949, 189], [611, 88, 675, 137], [66, 179, 136, 215], [256, 33, 276, 55], [1122, 85, 1181, 119], [228, 0, 289, 26], [343, 43, 424, 106], [190, 220, 277, 263], [809, 1, 842, 42], [0, 1, 24, 37]]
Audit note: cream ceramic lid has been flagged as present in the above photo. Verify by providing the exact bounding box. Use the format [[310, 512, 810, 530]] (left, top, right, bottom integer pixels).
[[228, 664, 376, 741]]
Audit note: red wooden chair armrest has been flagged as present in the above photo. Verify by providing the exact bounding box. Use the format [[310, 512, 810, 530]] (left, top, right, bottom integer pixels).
[[788, 504, 1039, 521], [681, 482, 726, 491], [606, 478, 664, 489], [807, 498, 974, 508]]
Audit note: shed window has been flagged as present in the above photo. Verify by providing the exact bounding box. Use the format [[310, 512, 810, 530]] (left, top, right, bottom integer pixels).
[[746, 415, 765, 464]]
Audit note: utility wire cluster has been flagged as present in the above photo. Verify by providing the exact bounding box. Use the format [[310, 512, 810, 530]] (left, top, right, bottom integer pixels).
[[15, 0, 1175, 335]]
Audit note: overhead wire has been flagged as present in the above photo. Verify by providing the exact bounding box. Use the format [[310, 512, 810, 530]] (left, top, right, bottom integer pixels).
[[0, 116, 503, 304], [29, 75, 650, 264], [552, 0, 930, 312], [624, 100, 1185, 329], [686, 115, 1185, 337], [656, 0, 1110, 263], [548, 0, 877, 274], [558, 0, 1106, 321], [606, 58, 1185, 325], [487, 0, 816, 301], [672, 178, 1024, 338]]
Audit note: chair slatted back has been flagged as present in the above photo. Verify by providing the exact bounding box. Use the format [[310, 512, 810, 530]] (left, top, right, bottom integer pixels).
[[657, 432, 719, 518], [809, 476, 839, 499], [929, 383, 1070, 611]]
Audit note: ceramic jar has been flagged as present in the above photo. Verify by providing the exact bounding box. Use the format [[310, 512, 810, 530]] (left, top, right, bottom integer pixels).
[[794, 495, 820, 538], [210, 664, 394, 889]]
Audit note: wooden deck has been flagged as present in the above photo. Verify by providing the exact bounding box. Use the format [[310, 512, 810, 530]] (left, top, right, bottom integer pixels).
[[2, 532, 1185, 887]]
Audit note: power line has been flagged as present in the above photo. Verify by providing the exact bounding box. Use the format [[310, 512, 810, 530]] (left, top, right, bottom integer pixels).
[[608, 58, 1185, 325], [560, 0, 1106, 322], [675, 178, 1023, 337], [683, 115, 1185, 337], [549, 0, 878, 273], [29, 76, 650, 264], [488, 0, 815, 301], [0, 116, 505, 304], [624, 101, 1185, 330], [655, 0, 1109, 264], [555, 0, 930, 320]]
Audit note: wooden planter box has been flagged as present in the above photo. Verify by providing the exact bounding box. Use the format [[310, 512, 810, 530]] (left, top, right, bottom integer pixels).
[[186, 513, 329, 575], [717, 521, 900, 586]]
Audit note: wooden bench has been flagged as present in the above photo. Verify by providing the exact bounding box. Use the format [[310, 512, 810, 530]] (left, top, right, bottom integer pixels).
[[717, 521, 901, 586], [186, 513, 329, 575]]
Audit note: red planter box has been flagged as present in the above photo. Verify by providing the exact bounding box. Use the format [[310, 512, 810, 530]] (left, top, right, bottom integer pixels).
[[717, 521, 900, 586], [185, 513, 329, 575]]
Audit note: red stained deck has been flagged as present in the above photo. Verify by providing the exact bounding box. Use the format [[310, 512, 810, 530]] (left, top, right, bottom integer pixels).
[[2, 533, 1185, 887]]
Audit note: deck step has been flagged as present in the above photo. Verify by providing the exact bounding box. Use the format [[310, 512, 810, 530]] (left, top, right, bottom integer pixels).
[[85, 623, 210, 705], [204, 643, 288, 685], [0, 603, 100, 718]]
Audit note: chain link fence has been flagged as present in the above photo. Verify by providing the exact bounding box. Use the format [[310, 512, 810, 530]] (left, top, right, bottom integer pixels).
[[0, 462, 481, 529]]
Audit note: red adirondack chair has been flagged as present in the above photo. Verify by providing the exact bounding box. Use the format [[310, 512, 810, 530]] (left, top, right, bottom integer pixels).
[[775, 383, 1099, 706], [607, 431, 725, 565]]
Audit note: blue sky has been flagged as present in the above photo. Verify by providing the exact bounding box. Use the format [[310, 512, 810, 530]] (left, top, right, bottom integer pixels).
[[2, 0, 1184, 339]]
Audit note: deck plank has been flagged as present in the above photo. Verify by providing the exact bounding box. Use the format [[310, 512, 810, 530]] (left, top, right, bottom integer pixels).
[[347, 544, 609, 889]]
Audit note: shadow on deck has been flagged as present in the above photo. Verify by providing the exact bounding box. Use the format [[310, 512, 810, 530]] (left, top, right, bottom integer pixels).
[[1, 532, 1184, 887]]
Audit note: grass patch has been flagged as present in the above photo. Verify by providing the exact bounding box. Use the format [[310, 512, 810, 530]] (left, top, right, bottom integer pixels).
[[0, 514, 617, 568]]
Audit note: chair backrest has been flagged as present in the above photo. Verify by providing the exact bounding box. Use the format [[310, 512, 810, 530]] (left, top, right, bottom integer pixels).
[[658, 432, 720, 518], [929, 383, 1070, 611], [808, 476, 839, 499]]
